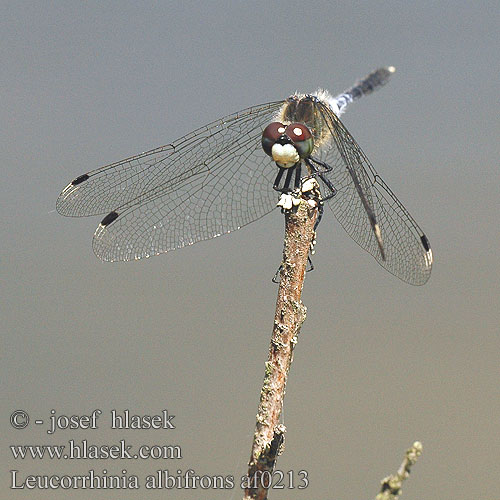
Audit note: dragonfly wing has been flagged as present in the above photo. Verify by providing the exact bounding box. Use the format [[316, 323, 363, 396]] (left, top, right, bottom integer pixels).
[[313, 101, 433, 285], [56, 101, 283, 217], [56, 101, 284, 261]]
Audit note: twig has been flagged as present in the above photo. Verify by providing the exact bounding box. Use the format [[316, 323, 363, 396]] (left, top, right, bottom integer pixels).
[[375, 441, 423, 500], [243, 199, 318, 500]]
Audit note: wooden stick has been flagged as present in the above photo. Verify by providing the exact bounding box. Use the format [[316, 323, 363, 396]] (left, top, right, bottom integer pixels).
[[243, 199, 318, 500]]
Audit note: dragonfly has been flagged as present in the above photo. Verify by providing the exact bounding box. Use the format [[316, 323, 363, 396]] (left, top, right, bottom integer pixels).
[[56, 66, 433, 285]]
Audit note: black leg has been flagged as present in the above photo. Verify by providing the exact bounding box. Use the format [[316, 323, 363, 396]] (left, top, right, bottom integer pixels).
[[294, 163, 302, 189], [305, 158, 336, 202], [273, 164, 301, 194], [272, 264, 282, 283], [273, 167, 285, 192], [314, 201, 324, 231], [306, 255, 315, 272], [309, 156, 333, 173], [283, 167, 294, 192]]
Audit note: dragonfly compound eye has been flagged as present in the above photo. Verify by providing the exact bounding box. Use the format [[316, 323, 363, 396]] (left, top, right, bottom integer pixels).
[[262, 122, 286, 157], [285, 123, 313, 159]]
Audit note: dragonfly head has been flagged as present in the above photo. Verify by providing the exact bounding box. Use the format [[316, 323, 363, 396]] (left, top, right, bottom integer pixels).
[[262, 122, 314, 168]]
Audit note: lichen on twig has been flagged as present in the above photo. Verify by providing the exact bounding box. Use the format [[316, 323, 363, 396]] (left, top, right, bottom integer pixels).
[[375, 441, 423, 500]]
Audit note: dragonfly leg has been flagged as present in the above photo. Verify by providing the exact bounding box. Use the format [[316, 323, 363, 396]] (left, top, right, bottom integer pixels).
[[309, 156, 333, 173], [305, 157, 336, 202], [306, 255, 315, 272], [272, 264, 282, 283], [282, 167, 295, 192], [314, 201, 324, 231], [275, 163, 304, 212], [294, 163, 302, 189], [273, 167, 285, 192], [273, 164, 301, 194]]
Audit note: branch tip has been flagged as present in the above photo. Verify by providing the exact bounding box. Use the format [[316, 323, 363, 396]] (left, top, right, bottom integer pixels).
[[376, 441, 423, 500]]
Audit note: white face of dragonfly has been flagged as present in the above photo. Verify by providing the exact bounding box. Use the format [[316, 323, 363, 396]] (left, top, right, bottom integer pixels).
[[261, 122, 314, 169], [271, 142, 299, 169]]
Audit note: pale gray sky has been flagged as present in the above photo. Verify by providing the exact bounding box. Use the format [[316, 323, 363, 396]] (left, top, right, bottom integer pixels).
[[2, 1, 499, 499]]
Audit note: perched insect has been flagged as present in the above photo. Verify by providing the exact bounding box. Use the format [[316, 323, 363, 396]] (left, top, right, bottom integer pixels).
[[57, 67, 432, 285]]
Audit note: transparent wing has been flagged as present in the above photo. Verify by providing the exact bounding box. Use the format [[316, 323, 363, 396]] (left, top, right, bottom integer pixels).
[[56, 101, 284, 261], [313, 101, 432, 285]]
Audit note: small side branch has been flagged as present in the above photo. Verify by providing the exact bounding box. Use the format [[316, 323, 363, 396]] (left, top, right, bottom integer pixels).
[[375, 441, 423, 500], [243, 200, 318, 500]]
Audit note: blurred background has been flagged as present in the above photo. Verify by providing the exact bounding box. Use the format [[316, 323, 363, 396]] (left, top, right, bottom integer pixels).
[[2, 1, 499, 499]]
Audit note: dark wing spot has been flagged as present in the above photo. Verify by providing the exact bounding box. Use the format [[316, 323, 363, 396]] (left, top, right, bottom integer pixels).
[[71, 174, 90, 185], [100, 211, 119, 226], [420, 234, 430, 252]]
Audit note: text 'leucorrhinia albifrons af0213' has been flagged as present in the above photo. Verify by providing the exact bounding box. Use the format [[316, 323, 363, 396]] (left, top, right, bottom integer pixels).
[[56, 67, 433, 285]]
